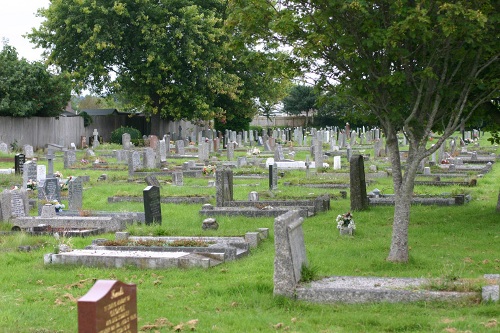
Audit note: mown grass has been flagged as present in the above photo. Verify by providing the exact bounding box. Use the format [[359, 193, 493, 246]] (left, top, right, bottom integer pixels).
[[0, 136, 498, 332]]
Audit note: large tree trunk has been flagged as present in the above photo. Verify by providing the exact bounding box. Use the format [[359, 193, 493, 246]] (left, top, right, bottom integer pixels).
[[384, 129, 422, 263]]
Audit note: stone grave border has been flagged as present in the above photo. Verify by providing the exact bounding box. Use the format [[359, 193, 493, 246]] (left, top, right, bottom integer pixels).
[[273, 210, 499, 304]]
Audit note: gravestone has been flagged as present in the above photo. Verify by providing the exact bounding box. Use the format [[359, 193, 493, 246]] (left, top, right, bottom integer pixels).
[[144, 175, 161, 188], [128, 151, 141, 175], [349, 154, 369, 211], [0, 189, 29, 221], [78, 280, 137, 333], [274, 145, 285, 162], [0, 142, 8, 154], [159, 139, 167, 162], [175, 140, 185, 155], [198, 141, 209, 161], [22, 160, 38, 190], [23, 145, 34, 158], [15, 153, 25, 175], [37, 165, 46, 183], [248, 191, 259, 201], [227, 141, 235, 161], [122, 133, 131, 150], [64, 150, 77, 169], [38, 177, 61, 214], [68, 177, 84, 211], [273, 210, 307, 297], [92, 129, 100, 148], [215, 168, 233, 207], [143, 147, 156, 169], [172, 172, 184, 186], [269, 163, 278, 190], [333, 156, 341, 170], [143, 185, 162, 225], [148, 135, 159, 149]]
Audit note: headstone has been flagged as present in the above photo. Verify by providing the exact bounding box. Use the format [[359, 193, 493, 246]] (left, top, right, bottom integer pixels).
[[143, 148, 156, 169], [22, 160, 38, 190], [159, 139, 167, 162], [175, 140, 185, 155], [423, 167, 431, 175], [68, 177, 84, 211], [38, 177, 61, 206], [23, 145, 34, 158], [128, 151, 141, 175], [215, 168, 233, 207], [227, 141, 235, 161], [202, 218, 219, 230], [0, 142, 8, 154], [273, 210, 307, 297], [148, 135, 159, 150], [269, 163, 278, 190], [274, 145, 285, 162], [122, 133, 131, 150], [143, 185, 162, 225], [37, 165, 46, 183], [92, 129, 100, 148], [0, 189, 29, 221], [64, 150, 77, 169], [471, 151, 478, 161], [144, 175, 161, 188], [15, 153, 26, 175], [172, 172, 184, 186], [333, 156, 341, 170], [80, 136, 87, 149], [248, 191, 259, 201], [78, 280, 137, 333], [350, 155, 369, 211]]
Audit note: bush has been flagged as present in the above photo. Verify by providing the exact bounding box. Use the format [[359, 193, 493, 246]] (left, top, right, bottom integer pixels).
[[110, 126, 142, 144]]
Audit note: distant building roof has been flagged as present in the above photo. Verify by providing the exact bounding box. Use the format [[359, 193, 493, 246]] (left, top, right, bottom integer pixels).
[[81, 109, 125, 116]]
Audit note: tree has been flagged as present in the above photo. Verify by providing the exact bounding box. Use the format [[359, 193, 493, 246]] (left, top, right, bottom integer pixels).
[[282, 85, 318, 126], [0, 44, 71, 117], [233, 1, 500, 262], [29, 0, 293, 126]]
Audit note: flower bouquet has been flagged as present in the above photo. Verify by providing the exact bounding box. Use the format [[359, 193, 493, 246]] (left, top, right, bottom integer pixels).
[[336, 212, 356, 234], [202, 165, 216, 176], [27, 179, 37, 190]]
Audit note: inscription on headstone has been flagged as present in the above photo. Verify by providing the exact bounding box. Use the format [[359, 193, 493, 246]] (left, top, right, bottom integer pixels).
[[78, 280, 137, 333], [15, 153, 25, 174], [68, 177, 84, 211], [143, 186, 162, 225]]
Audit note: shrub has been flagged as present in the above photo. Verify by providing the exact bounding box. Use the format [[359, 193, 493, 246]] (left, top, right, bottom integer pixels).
[[110, 126, 142, 144]]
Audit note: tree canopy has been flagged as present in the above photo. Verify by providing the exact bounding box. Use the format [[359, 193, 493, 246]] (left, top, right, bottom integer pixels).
[[232, 0, 500, 262], [29, 0, 294, 124], [0, 44, 71, 117]]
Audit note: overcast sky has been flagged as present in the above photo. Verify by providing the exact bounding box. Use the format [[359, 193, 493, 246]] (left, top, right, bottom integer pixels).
[[0, 1, 51, 61]]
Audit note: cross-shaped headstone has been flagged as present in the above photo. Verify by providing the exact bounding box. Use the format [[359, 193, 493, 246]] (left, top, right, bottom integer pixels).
[[92, 129, 99, 148]]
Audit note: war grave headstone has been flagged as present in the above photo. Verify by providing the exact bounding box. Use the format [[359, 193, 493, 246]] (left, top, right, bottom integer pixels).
[[78, 280, 137, 333], [350, 155, 369, 211], [143, 185, 162, 225], [216, 169, 234, 207], [15, 153, 26, 175], [68, 177, 84, 211]]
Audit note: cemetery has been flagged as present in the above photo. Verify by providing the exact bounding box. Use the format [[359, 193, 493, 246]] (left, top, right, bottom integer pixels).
[[0, 127, 498, 332]]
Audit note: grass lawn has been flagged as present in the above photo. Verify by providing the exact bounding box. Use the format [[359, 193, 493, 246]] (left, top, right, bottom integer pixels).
[[0, 138, 498, 333]]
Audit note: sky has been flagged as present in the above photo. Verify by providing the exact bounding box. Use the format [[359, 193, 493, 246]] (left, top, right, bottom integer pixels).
[[0, 1, 51, 61]]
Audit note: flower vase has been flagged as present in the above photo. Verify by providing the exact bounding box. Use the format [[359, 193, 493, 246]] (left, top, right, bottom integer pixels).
[[339, 227, 354, 236]]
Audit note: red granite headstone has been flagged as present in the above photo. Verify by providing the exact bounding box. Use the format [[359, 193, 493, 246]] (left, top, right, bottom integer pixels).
[[78, 280, 137, 333]]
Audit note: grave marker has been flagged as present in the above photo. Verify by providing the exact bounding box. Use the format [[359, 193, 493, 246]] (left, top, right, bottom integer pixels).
[[15, 153, 25, 174], [23, 145, 34, 158], [68, 177, 84, 211], [143, 185, 162, 224], [122, 133, 131, 150], [215, 169, 233, 207], [269, 163, 278, 190], [78, 280, 137, 333], [64, 150, 77, 169], [22, 160, 37, 190], [144, 175, 161, 188], [350, 155, 369, 211]]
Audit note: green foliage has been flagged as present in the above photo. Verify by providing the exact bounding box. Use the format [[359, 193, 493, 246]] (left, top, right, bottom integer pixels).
[[29, 0, 294, 123], [300, 263, 318, 283], [79, 111, 93, 127], [110, 126, 142, 144], [0, 45, 71, 117]]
